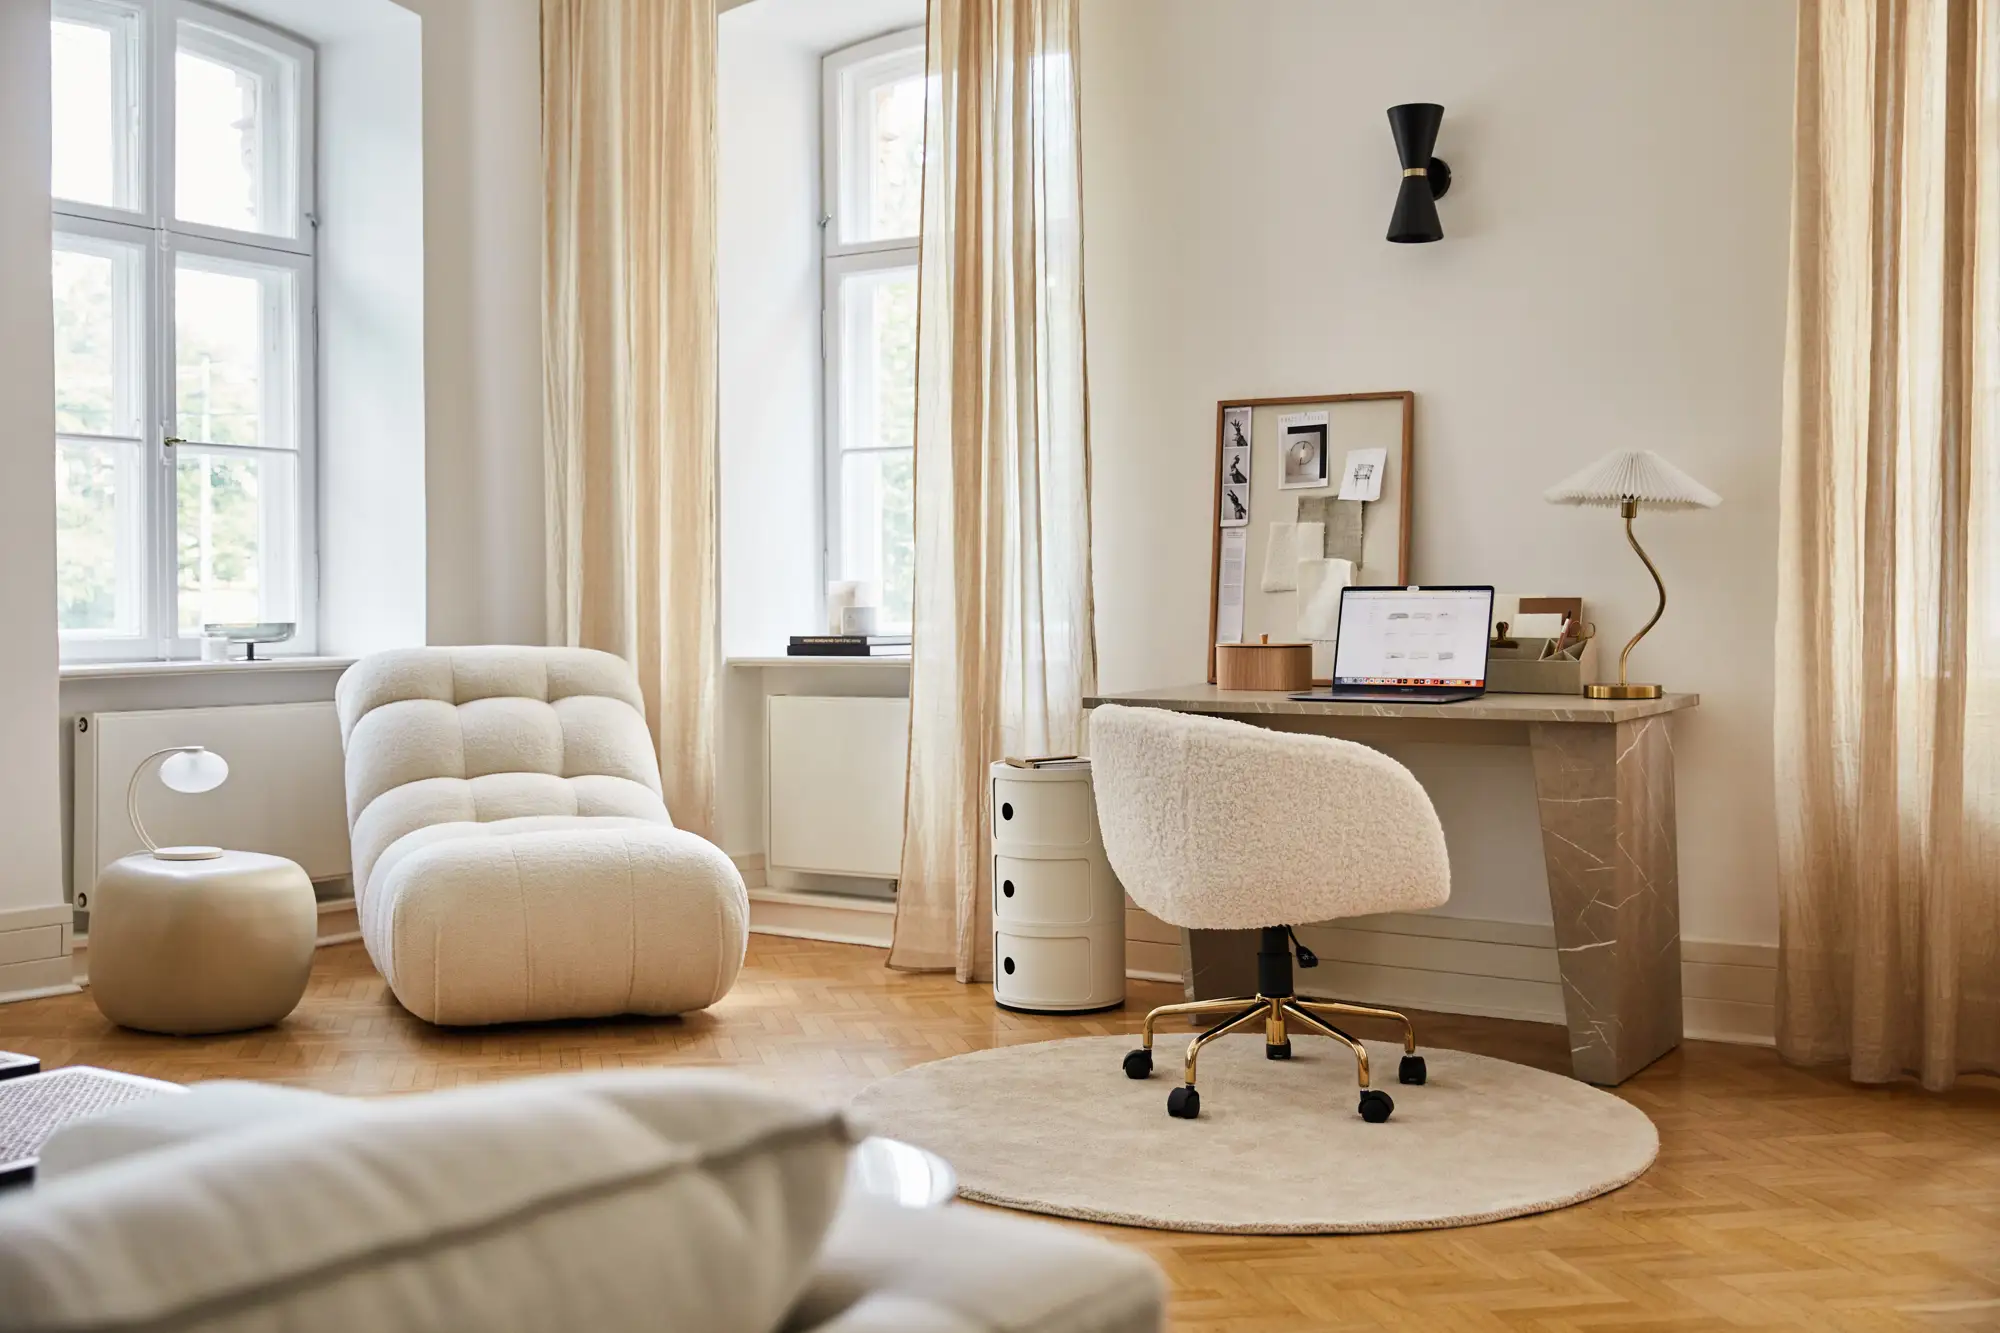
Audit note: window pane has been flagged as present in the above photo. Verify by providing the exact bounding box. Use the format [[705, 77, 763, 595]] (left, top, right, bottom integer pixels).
[[54, 237, 146, 438], [839, 451, 914, 632], [51, 3, 145, 210], [177, 449, 298, 635], [837, 266, 918, 453], [57, 437, 146, 637], [836, 53, 924, 245], [866, 73, 924, 239], [175, 20, 300, 238], [176, 254, 297, 450]]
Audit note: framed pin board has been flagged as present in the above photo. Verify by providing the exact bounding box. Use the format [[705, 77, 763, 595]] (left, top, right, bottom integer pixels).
[[1206, 392, 1415, 685]]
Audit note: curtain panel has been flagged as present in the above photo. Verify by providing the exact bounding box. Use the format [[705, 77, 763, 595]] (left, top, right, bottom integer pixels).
[[542, 0, 721, 839], [1776, 0, 1998, 1088], [890, 0, 1096, 979]]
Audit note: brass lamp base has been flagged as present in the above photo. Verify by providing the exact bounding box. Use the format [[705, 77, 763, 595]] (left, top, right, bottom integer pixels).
[[1586, 682, 1663, 700]]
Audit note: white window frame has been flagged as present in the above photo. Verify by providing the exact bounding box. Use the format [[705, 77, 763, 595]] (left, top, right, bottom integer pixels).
[[51, 0, 317, 662], [821, 29, 924, 625]]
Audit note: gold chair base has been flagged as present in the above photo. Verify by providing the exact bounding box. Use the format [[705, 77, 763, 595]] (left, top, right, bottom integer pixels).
[[1135, 992, 1419, 1091]]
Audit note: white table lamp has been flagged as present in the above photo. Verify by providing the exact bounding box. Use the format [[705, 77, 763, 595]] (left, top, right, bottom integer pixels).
[[128, 746, 230, 861], [1544, 450, 1720, 700]]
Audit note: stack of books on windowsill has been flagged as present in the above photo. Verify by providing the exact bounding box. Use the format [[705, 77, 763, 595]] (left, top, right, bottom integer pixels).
[[786, 634, 912, 658]]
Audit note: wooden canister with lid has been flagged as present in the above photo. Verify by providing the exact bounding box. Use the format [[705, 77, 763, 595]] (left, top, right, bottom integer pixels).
[[1214, 635, 1313, 691]]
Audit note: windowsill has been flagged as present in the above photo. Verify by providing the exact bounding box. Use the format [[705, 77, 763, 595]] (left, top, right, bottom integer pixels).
[[60, 655, 357, 682], [728, 655, 912, 669]]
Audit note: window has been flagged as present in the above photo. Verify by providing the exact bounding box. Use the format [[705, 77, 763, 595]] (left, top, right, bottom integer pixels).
[[51, 0, 315, 661], [823, 30, 924, 633]]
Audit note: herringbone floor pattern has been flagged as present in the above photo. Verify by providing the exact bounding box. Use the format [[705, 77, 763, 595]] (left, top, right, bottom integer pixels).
[[7, 936, 1999, 1331]]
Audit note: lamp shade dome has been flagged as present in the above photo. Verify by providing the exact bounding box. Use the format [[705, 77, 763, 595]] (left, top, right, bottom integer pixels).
[[158, 748, 229, 794], [1543, 450, 1721, 510]]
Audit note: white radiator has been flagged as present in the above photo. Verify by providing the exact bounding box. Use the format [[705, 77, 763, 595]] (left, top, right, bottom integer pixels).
[[72, 703, 350, 910], [766, 695, 909, 879]]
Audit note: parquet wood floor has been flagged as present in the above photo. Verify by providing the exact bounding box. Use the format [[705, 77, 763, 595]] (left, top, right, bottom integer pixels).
[[6, 936, 1998, 1331]]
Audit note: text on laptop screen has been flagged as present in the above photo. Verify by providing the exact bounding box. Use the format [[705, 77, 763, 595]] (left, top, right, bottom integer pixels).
[[1333, 588, 1494, 687]]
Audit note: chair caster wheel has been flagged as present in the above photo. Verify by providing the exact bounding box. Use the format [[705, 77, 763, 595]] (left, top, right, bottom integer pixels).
[[1358, 1089, 1395, 1123], [1167, 1085, 1201, 1119], [1266, 1040, 1292, 1060], [1399, 1054, 1427, 1085], [1122, 1048, 1153, 1080]]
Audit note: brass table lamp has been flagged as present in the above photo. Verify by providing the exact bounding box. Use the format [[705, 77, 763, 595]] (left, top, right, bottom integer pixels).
[[1544, 450, 1720, 700]]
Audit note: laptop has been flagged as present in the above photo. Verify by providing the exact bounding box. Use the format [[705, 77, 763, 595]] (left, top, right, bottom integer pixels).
[[1288, 585, 1496, 705]]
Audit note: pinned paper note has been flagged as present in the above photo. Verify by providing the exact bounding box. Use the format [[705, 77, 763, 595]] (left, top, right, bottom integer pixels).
[[1260, 521, 1325, 593], [1296, 558, 1354, 642], [1216, 527, 1248, 644], [1337, 447, 1388, 502]]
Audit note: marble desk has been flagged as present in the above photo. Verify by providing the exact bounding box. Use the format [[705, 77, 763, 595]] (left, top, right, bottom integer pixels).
[[1083, 686, 1701, 1085]]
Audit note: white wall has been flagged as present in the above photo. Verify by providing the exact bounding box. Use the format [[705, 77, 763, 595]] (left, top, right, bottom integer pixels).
[[718, 8, 824, 659], [240, 0, 543, 649], [398, 0, 546, 647], [304, 0, 428, 656], [0, 2, 64, 917], [1082, 0, 1796, 946]]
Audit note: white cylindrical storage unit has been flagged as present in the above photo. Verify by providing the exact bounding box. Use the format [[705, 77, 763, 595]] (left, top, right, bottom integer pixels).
[[989, 762, 1125, 1013]]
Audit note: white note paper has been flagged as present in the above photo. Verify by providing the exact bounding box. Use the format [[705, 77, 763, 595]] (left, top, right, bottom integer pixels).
[[1337, 447, 1388, 502], [1217, 527, 1248, 644], [1296, 558, 1355, 642]]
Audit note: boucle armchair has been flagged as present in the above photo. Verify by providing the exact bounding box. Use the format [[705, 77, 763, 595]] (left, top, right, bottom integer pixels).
[[335, 647, 748, 1025], [1089, 704, 1450, 1122]]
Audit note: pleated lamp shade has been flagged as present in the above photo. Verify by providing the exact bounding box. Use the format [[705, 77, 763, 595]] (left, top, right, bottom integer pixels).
[[1543, 450, 1721, 510], [1387, 103, 1447, 244]]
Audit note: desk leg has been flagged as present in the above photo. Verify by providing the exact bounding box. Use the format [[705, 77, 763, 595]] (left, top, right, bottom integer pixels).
[[1529, 716, 1683, 1085]]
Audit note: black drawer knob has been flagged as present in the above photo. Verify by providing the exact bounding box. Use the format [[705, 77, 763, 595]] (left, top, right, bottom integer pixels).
[[1003, 880, 1015, 897], [1000, 802, 1014, 820], [1003, 956, 1016, 974]]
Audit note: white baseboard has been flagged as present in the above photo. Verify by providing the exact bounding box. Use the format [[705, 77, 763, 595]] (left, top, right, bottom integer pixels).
[[0, 904, 77, 1004], [748, 887, 894, 949], [732, 853, 768, 891], [1127, 910, 1778, 1046]]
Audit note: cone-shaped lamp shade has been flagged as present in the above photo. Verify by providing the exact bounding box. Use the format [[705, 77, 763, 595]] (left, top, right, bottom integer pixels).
[[1387, 103, 1448, 243]]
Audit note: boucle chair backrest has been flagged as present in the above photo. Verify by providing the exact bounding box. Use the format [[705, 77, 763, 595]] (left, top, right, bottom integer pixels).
[[1088, 704, 1450, 931], [335, 647, 669, 894]]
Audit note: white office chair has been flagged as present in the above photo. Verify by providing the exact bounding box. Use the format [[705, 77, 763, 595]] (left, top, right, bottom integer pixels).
[[1089, 704, 1451, 1122]]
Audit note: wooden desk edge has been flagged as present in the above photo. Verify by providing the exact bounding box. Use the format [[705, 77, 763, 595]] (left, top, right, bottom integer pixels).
[[1083, 687, 1700, 726]]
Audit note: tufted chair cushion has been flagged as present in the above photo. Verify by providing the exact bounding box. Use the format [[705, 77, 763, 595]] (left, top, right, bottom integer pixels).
[[333, 648, 747, 1026], [337, 647, 671, 895], [1088, 704, 1451, 931]]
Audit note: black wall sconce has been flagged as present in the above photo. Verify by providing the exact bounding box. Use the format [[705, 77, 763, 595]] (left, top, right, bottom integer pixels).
[[1387, 103, 1451, 243]]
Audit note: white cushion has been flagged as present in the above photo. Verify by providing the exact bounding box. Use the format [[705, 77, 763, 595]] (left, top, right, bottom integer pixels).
[[1088, 704, 1450, 931], [0, 1072, 853, 1333], [785, 1197, 1165, 1333], [362, 816, 748, 1025], [337, 647, 670, 894]]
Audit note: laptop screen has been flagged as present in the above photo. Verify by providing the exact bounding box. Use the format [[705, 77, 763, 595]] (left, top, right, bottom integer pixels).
[[1332, 587, 1495, 688]]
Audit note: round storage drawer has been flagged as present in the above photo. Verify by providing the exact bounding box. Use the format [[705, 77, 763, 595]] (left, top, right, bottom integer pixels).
[[990, 774, 1095, 849], [992, 855, 1098, 926], [992, 930, 1099, 1011]]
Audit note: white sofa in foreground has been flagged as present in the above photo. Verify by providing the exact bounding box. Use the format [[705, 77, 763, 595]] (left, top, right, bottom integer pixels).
[[0, 1071, 1166, 1333], [336, 647, 748, 1025]]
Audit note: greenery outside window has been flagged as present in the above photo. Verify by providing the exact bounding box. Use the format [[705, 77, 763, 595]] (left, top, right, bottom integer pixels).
[[51, 0, 316, 661], [822, 29, 923, 633]]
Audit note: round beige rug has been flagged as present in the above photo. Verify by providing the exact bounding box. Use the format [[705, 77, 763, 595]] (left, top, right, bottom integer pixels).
[[851, 1035, 1657, 1234]]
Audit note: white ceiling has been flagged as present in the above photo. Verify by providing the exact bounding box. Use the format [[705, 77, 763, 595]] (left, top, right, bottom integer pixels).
[[721, 0, 926, 53]]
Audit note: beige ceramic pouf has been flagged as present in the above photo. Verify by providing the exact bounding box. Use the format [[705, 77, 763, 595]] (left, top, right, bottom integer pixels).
[[89, 851, 317, 1035]]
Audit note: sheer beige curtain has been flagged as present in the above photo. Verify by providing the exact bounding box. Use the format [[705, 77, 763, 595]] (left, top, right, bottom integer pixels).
[[542, 0, 720, 839], [1776, 0, 1998, 1089], [890, 0, 1095, 978]]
